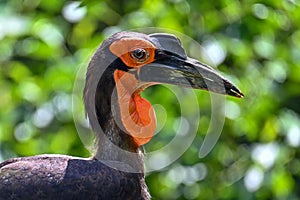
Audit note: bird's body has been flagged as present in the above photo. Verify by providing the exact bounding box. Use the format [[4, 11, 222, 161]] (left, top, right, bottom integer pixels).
[[0, 155, 149, 200], [0, 31, 243, 200]]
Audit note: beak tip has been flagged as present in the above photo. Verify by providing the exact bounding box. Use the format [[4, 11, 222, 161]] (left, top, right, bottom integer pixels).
[[228, 87, 244, 98], [236, 92, 245, 98], [223, 79, 244, 98]]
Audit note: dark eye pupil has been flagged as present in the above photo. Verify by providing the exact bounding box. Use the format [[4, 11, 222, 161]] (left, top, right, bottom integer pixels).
[[130, 48, 149, 62], [133, 49, 145, 59]]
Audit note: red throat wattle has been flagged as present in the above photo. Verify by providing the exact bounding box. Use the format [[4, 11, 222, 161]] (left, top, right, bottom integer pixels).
[[114, 70, 156, 146]]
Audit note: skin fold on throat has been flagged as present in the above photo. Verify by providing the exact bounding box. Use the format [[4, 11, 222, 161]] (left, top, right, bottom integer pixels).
[[114, 69, 156, 147]]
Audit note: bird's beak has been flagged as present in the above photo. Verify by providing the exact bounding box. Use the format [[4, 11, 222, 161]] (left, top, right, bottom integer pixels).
[[137, 50, 244, 98]]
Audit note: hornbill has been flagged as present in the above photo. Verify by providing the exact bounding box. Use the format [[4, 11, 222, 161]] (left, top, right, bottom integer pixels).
[[0, 31, 243, 200]]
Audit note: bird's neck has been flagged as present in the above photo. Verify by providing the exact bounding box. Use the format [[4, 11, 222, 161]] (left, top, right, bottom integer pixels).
[[86, 64, 146, 173], [93, 117, 145, 173]]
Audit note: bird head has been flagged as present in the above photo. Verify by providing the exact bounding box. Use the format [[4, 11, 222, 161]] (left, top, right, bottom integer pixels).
[[84, 31, 243, 149]]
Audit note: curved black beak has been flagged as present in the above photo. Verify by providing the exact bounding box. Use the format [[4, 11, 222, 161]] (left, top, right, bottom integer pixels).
[[137, 50, 244, 98]]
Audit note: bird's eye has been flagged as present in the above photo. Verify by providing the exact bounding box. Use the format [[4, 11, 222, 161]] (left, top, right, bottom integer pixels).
[[130, 48, 149, 63]]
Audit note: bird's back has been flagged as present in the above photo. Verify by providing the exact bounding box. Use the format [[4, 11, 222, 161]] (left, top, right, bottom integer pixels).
[[0, 154, 147, 200]]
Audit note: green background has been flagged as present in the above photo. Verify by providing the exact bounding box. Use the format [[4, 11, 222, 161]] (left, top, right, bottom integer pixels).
[[1, 0, 300, 199]]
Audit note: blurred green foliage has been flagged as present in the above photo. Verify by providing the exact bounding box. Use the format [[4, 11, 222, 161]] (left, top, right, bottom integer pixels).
[[1, 0, 300, 199]]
